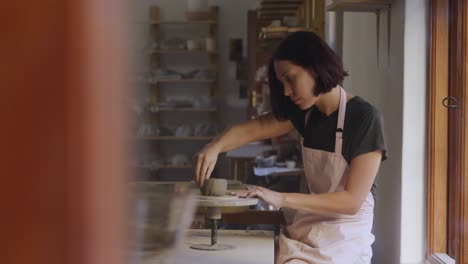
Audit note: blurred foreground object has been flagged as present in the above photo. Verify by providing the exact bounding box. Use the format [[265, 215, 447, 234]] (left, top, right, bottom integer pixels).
[[130, 182, 197, 264], [0, 0, 129, 264]]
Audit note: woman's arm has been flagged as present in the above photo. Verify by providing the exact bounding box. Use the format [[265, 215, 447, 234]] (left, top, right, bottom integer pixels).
[[194, 112, 294, 186], [238, 150, 382, 215]]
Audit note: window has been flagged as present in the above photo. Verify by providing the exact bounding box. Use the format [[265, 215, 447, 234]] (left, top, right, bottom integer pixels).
[[428, 0, 468, 262]]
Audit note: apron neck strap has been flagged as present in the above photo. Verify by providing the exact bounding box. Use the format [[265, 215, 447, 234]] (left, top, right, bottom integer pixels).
[[303, 86, 347, 154], [335, 86, 346, 154]]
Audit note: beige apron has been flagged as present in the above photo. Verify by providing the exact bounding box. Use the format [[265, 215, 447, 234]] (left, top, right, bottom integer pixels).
[[277, 87, 375, 264]]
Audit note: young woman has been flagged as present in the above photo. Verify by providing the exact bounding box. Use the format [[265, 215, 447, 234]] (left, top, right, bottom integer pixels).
[[193, 31, 387, 263]]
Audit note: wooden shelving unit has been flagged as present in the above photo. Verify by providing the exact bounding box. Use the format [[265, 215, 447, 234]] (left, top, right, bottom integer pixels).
[[135, 5, 220, 181], [247, 0, 325, 118], [258, 0, 304, 20]]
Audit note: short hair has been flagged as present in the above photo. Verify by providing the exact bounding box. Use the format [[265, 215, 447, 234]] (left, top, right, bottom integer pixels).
[[268, 31, 348, 120]]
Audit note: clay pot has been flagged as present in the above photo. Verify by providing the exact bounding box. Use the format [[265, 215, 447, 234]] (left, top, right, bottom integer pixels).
[[200, 178, 227, 196]]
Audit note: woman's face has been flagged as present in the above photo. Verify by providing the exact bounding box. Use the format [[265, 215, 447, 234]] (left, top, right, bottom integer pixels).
[[274, 60, 318, 110]]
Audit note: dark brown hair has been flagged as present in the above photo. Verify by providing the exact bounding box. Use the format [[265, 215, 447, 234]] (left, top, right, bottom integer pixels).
[[268, 31, 348, 120]]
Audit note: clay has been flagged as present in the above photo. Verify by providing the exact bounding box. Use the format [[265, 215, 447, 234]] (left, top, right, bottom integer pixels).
[[200, 178, 227, 196]]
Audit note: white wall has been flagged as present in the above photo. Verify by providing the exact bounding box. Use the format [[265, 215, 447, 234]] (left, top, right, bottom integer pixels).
[[400, 1, 428, 263], [377, 0, 405, 262], [342, 12, 386, 108], [341, 7, 402, 263], [328, 0, 428, 263]]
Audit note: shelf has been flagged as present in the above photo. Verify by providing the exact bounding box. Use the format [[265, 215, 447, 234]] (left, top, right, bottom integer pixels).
[[159, 164, 192, 169], [133, 164, 192, 170], [152, 107, 217, 112], [260, 0, 304, 7], [149, 79, 215, 84], [148, 49, 218, 55], [327, 0, 391, 12], [149, 20, 217, 25], [138, 136, 215, 141], [258, 10, 298, 15], [258, 0, 304, 20], [259, 27, 313, 39]]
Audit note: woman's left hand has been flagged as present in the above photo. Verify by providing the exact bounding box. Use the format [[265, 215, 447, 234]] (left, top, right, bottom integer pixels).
[[231, 186, 285, 208]]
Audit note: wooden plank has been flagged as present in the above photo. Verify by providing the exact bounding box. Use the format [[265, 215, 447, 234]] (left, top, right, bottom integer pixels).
[[0, 0, 129, 264], [258, 10, 298, 15], [259, 6, 300, 10], [427, 0, 449, 255], [247, 11, 256, 118], [149, 5, 159, 20], [257, 4, 301, 10], [313, 0, 326, 38], [448, 0, 462, 258], [459, 1, 468, 262], [327, 0, 391, 12], [259, 15, 288, 20], [261, 0, 303, 5]]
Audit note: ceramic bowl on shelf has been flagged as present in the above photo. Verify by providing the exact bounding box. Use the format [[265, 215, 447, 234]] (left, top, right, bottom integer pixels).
[[192, 96, 212, 108], [187, 39, 202, 50], [174, 124, 192, 137], [170, 154, 190, 166], [285, 160, 296, 169]]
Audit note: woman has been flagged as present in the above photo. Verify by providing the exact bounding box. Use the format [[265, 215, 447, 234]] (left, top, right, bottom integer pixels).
[[193, 31, 387, 263]]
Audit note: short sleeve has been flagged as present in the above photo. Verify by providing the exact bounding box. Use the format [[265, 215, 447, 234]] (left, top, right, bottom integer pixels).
[[349, 108, 388, 162]]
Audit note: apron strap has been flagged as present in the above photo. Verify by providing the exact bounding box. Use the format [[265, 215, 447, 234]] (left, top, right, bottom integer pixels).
[[304, 109, 312, 127], [303, 86, 347, 155], [335, 86, 346, 154]]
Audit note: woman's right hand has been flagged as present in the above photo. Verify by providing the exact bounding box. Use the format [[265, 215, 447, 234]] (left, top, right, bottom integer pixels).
[[193, 143, 221, 187]]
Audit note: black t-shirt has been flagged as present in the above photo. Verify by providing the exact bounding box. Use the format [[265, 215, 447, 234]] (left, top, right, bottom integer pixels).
[[289, 96, 387, 198]]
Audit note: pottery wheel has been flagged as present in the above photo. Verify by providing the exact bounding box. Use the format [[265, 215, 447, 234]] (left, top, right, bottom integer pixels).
[[191, 195, 259, 251], [196, 195, 258, 207]]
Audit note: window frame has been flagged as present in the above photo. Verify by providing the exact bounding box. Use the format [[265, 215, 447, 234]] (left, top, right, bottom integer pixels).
[[427, 0, 468, 262]]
